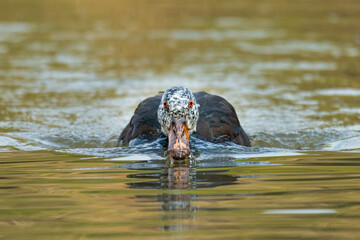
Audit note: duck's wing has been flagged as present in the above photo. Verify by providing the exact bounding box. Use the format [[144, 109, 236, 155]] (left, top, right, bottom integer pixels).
[[118, 94, 162, 145], [194, 92, 251, 147]]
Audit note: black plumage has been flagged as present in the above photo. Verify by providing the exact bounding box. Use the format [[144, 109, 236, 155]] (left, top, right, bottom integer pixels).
[[119, 91, 251, 147]]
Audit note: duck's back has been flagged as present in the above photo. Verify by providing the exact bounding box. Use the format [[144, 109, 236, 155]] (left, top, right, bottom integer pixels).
[[119, 92, 251, 147], [194, 92, 250, 146], [118, 94, 162, 145]]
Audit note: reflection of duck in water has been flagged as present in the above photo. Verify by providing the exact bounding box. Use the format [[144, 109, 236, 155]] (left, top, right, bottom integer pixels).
[[125, 159, 241, 231], [126, 160, 239, 214], [119, 86, 251, 160], [161, 160, 195, 214]]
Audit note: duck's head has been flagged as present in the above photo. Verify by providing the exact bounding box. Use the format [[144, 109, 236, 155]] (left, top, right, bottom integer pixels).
[[157, 86, 199, 160]]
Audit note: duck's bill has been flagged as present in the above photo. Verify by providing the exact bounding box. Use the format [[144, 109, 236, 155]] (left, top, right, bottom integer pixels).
[[167, 117, 190, 160]]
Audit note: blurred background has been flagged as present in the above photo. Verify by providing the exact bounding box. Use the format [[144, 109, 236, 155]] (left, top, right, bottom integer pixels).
[[0, 0, 359, 154]]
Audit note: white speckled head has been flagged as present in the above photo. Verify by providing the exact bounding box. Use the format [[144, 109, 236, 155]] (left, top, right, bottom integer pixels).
[[157, 86, 199, 135]]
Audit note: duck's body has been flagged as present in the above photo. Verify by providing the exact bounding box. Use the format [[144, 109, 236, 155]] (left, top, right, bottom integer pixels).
[[119, 90, 251, 156]]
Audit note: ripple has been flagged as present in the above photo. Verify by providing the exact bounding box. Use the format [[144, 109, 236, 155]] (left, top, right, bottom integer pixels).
[[0, 23, 33, 42], [249, 61, 336, 73], [232, 151, 303, 159], [107, 154, 153, 161], [237, 40, 358, 57], [324, 136, 360, 151], [0, 135, 45, 152], [316, 88, 360, 96], [148, 29, 284, 41], [264, 209, 337, 214]]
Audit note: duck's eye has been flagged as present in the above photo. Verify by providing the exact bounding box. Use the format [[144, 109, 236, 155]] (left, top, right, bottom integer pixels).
[[163, 101, 167, 108], [189, 100, 194, 108]]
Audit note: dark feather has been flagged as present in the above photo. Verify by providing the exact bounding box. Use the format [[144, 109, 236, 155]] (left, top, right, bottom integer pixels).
[[118, 94, 162, 145], [119, 92, 251, 147]]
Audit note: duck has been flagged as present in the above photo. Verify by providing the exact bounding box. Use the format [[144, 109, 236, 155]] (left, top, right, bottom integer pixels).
[[119, 86, 251, 160]]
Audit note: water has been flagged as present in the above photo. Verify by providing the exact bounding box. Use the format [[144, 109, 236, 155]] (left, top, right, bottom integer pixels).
[[1, 0, 360, 239]]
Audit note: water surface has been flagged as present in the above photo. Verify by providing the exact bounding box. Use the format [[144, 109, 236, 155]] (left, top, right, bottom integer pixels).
[[0, 1, 360, 239]]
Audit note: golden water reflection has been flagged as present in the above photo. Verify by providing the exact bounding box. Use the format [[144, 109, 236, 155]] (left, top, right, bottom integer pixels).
[[1, 0, 360, 239], [1, 151, 360, 239]]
